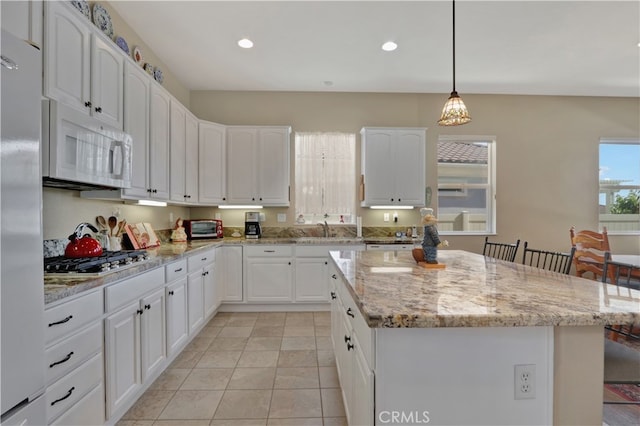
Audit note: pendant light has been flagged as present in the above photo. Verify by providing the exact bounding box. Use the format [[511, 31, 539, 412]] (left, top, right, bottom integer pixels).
[[438, 0, 471, 126]]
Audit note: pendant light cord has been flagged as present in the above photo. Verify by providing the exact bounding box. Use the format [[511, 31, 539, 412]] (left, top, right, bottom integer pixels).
[[452, 0, 456, 93]]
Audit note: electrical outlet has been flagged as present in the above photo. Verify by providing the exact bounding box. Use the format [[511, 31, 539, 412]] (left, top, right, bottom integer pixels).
[[514, 364, 536, 400], [383, 213, 390, 222]]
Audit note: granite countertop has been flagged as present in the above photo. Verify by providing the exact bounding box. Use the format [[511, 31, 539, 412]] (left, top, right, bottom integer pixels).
[[43, 237, 369, 305], [330, 249, 640, 328], [44, 241, 224, 305]]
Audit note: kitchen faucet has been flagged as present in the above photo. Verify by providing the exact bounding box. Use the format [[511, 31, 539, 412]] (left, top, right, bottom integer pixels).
[[318, 221, 330, 237]]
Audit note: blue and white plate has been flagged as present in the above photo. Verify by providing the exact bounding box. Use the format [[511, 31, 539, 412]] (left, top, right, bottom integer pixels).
[[114, 36, 129, 55], [70, 1, 91, 20], [154, 68, 163, 84], [92, 4, 114, 39]]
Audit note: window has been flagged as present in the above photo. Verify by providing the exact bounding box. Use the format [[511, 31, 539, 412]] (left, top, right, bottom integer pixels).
[[437, 136, 496, 234], [295, 132, 356, 224], [599, 139, 640, 233]]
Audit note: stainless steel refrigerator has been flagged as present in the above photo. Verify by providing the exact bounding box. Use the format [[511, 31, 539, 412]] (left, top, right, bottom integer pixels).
[[1, 29, 47, 424]]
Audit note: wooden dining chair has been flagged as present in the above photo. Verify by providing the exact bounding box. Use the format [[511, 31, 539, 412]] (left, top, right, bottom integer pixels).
[[521, 242, 575, 274], [569, 226, 610, 280], [483, 237, 520, 262], [601, 256, 640, 403]]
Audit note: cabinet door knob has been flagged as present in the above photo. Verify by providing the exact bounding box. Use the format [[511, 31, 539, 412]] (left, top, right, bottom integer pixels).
[[137, 309, 143, 315], [152, 189, 158, 193], [331, 292, 336, 300], [145, 304, 151, 310], [95, 106, 102, 113], [347, 343, 354, 351], [325, 261, 328, 265], [168, 290, 174, 295], [344, 335, 351, 343], [346, 307, 355, 318], [331, 274, 337, 280], [84, 101, 91, 107]]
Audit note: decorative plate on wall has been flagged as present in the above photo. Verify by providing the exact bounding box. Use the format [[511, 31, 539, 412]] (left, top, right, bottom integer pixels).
[[114, 36, 130, 55], [143, 63, 154, 77], [70, 0, 91, 20], [132, 46, 143, 65], [153, 68, 163, 84], [92, 4, 114, 39]]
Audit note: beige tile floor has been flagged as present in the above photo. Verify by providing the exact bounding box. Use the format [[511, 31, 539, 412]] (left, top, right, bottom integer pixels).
[[117, 311, 346, 426]]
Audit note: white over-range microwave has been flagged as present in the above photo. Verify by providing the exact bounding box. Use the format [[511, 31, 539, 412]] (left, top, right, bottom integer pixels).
[[42, 100, 132, 190]]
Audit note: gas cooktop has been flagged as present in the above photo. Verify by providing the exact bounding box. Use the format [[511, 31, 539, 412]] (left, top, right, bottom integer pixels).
[[44, 250, 150, 277]]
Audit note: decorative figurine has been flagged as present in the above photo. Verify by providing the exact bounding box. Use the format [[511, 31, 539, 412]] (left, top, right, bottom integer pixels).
[[170, 218, 188, 242], [412, 209, 448, 268]]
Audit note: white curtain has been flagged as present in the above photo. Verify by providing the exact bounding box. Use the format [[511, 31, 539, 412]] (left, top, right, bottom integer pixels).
[[295, 132, 355, 223]]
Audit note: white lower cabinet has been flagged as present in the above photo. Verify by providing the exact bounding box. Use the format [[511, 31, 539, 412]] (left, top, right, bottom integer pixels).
[[218, 246, 243, 302], [44, 290, 104, 426], [330, 262, 374, 426], [165, 259, 189, 356], [294, 246, 330, 302], [187, 249, 216, 333], [104, 268, 166, 420], [245, 245, 294, 302]]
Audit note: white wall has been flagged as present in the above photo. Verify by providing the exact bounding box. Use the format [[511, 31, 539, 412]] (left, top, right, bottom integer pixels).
[[190, 91, 640, 254]]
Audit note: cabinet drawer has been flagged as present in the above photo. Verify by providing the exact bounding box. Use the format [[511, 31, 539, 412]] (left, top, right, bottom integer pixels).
[[105, 268, 164, 312], [45, 290, 103, 346], [46, 322, 102, 385], [165, 259, 187, 282], [245, 245, 293, 257], [295, 246, 330, 257], [46, 353, 102, 423], [50, 383, 104, 426], [188, 249, 215, 271]]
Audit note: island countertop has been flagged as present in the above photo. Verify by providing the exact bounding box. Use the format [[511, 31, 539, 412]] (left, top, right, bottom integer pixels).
[[329, 249, 640, 328]]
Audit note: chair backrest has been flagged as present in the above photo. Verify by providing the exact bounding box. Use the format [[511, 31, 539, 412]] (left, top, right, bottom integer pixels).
[[483, 237, 520, 262], [521, 242, 576, 275], [569, 226, 610, 280], [602, 254, 640, 341], [603, 255, 640, 288]]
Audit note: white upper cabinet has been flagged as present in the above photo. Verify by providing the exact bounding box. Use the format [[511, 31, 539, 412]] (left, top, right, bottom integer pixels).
[[199, 121, 226, 205], [148, 85, 171, 200], [226, 126, 291, 206], [1, 0, 43, 47], [169, 100, 198, 203], [44, 1, 123, 129], [360, 127, 426, 207], [123, 62, 150, 199]]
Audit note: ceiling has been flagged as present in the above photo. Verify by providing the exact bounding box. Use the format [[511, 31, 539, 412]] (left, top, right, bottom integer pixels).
[[110, 1, 640, 97]]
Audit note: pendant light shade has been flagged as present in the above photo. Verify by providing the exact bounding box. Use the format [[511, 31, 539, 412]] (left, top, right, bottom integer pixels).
[[438, 0, 471, 126]]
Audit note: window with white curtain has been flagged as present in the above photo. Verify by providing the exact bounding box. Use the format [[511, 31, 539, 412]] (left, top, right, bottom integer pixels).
[[295, 132, 356, 224]]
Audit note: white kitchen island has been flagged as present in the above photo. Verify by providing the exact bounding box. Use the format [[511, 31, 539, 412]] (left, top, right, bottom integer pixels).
[[328, 249, 640, 426]]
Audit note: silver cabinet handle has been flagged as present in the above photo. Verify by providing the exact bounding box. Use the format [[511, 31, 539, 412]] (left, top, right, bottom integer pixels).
[[1, 55, 18, 70]]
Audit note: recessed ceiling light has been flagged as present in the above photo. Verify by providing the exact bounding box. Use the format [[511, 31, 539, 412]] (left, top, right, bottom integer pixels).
[[238, 38, 254, 49], [382, 41, 398, 52]]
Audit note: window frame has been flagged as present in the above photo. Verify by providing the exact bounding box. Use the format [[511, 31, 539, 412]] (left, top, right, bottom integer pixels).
[[598, 138, 640, 235], [437, 135, 497, 235]]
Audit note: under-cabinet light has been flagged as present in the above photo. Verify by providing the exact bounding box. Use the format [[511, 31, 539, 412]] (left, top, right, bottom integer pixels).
[[218, 205, 264, 209], [369, 206, 414, 210], [136, 200, 167, 207]]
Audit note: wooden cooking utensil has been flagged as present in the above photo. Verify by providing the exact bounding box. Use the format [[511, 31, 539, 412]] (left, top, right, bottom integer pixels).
[[96, 216, 107, 231], [108, 216, 117, 236]]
